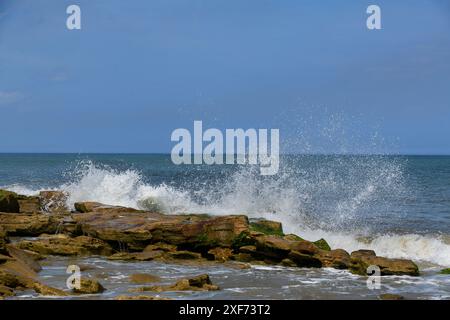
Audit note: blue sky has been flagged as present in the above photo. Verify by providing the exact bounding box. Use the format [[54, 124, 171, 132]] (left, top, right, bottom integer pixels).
[[0, 0, 449, 154]]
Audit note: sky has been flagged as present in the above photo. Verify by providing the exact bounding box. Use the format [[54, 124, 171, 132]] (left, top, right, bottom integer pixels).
[[0, 0, 449, 154]]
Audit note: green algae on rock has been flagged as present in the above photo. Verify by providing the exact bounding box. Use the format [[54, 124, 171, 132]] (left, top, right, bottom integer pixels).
[[440, 268, 450, 274]]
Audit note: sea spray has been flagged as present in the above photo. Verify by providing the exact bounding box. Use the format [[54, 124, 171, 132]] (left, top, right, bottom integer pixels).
[[2, 156, 449, 266], [20, 157, 444, 266]]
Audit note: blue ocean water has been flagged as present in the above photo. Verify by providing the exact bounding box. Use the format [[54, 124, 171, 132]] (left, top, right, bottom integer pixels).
[[1, 153, 449, 266]]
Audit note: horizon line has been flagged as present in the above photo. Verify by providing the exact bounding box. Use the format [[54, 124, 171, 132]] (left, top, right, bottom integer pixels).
[[1, 152, 450, 156]]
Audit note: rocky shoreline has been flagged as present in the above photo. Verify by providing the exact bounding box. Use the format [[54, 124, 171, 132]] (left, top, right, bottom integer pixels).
[[0, 189, 421, 299]]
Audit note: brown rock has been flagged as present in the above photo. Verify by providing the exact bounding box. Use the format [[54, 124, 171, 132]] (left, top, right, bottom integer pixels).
[[290, 240, 320, 255], [132, 274, 219, 292], [17, 235, 113, 256], [73, 211, 154, 250], [226, 261, 251, 269], [33, 283, 67, 296], [74, 210, 250, 250], [254, 235, 319, 261], [0, 212, 61, 236], [115, 295, 170, 300], [0, 285, 14, 297], [143, 243, 177, 253], [185, 274, 215, 288], [281, 258, 297, 267], [17, 197, 41, 213], [249, 218, 283, 236], [288, 251, 322, 268], [0, 190, 20, 213], [0, 226, 7, 254], [314, 249, 351, 269], [0, 270, 22, 288], [378, 293, 405, 300], [73, 278, 105, 294], [108, 250, 164, 261], [283, 234, 304, 241], [254, 235, 292, 259], [5, 244, 42, 272], [207, 247, 233, 262], [0, 246, 41, 283], [0, 254, 13, 263], [351, 249, 376, 259], [232, 253, 254, 262], [239, 245, 257, 254], [0, 245, 66, 297], [350, 255, 419, 276], [74, 202, 140, 213], [129, 274, 161, 284], [166, 250, 202, 260], [199, 215, 250, 247]]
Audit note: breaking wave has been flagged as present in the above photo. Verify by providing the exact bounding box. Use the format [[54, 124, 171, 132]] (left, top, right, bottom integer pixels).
[[4, 157, 449, 267]]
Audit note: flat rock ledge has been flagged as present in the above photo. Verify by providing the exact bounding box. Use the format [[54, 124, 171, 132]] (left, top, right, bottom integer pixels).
[[0, 190, 420, 298]]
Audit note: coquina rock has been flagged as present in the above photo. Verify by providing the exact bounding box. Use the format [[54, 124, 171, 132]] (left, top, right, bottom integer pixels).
[[73, 210, 250, 250], [4, 244, 42, 273], [108, 250, 165, 261], [73, 278, 105, 294], [0, 284, 15, 298], [74, 202, 141, 213], [17, 234, 113, 256], [253, 234, 320, 262], [17, 196, 41, 213], [166, 250, 203, 260], [288, 251, 322, 268], [115, 295, 170, 300], [253, 235, 293, 259], [0, 189, 43, 213], [0, 212, 62, 236], [0, 244, 66, 297], [0, 226, 8, 254], [350, 249, 376, 259], [207, 247, 234, 262], [0, 190, 20, 213], [129, 273, 161, 284], [314, 249, 351, 269], [313, 238, 331, 251], [378, 293, 405, 300], [1, 194, 421, 281], [143, 242, 177, 253], [249, 218, 283, 236], [132, 274, 219, 293], [349, 250, 419, 276]]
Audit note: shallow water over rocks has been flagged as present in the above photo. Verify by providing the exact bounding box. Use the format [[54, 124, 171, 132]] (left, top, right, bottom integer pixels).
[[12, 256, 450, 300]]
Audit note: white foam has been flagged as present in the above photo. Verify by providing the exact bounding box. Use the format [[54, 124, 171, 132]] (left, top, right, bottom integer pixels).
[[2, 160, 449, 267], [296, 229, 450, 267]]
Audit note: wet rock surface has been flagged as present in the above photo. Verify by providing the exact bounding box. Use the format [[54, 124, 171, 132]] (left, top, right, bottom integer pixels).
[[131, 274, 219, 293], [0, 212, 62, 236], [17, 234, 113, 257], [0, 190, 426, 299], [73, 278, 105, 294], [349, 250, 419, 276]]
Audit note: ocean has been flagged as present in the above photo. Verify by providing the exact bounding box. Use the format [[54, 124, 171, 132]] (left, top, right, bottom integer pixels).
[[1, 153, 449, 299]]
